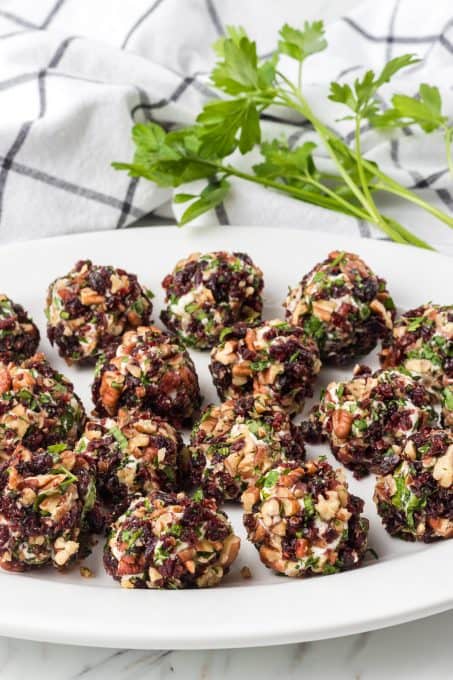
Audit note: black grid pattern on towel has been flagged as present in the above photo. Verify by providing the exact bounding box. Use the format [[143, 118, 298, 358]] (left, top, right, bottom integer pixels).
[[0, 0, 451, 231]]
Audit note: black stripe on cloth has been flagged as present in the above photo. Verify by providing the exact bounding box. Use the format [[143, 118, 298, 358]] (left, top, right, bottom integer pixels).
[[215, 201, 229, 225], [0, 29, 31, 40], [288, 126, 314, 149], [335, 64, 362, 80], [401, 18, 453, 76], [439, 34, 453, 54], [0, 156, 147, 218], [343, 16, 453, 54], [385, 0, 400, 62], [357, 219, 372, 238], [41, 0, 66, 28], [0, 67, 135, 95], [115, 177, 140, 228], [0, 72, 37, 92], [344, 122, 371, 145], [121, 0, 166, 49], [115, 86, 158, 229], [205, 0, 224, 36], [410, 168, 449, 189], [132, 86, 153, 121], [0, 10, 38, 29], [0, 0, 65, 31], [0, 36, 77, 225], [0, 69, 46, 222], [391, 136, 453, 213], [342, 17, 440, 43], [130, 75, 197, 118], [435, 188, 453, 210], [260, 112, 311, 127], [48, 35, 76, 68]]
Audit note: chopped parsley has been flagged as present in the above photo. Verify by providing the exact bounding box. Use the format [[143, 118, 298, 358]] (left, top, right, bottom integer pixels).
[[192, 488, 204, 501], [262, 469, 279, 489], [330, 251, 346, 268], [154, 544, 170, 565], [219, 326, 234, 342], [443, 387, 453, 411], [250, 360, 270, 372], [304, 315, 325, 342], [406, 315, 427, 332], [392, 472, 426, 529], [110, 425, 128, 451]]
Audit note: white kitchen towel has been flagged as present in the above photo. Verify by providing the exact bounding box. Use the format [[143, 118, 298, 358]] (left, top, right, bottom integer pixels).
[[0, 0, 453, 250]]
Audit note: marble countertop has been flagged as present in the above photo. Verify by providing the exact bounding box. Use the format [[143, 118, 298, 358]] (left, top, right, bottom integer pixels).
[[0, 609, 452, 679]]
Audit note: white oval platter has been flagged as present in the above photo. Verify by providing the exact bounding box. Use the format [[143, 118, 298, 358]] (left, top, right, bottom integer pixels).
[[0, 225, 451, 650]]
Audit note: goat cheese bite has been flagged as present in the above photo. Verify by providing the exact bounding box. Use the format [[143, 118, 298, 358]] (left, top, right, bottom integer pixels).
[[0, 444, 95, 571], [374, 428, 453, 542], [0, 353, 85, 461], [242, 460, 369, 578], [104, 491, 240, 589], [284, 251, 395, 364], [0, 294, 39, 363], [92, 326, 201, 428], [306, 365, 437, 478], [209, 319, 321, 415], [186, 394, 305, 502], [380, 303, 452, 399], [46, 260, 153, 364], [160, 251, 263, 349], [77, 408, 183, 526]]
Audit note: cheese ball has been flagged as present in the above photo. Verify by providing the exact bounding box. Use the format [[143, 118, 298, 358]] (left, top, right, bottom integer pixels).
[[0, 444, 95, 571], [0, 294, 39, 363], [160, 251, 263, 349], [284, 251, 395, 364], [380, 303, 452, 394], [242, 461, 369, 578], [186, 394, 306, 502], [374, 428, 453, 542], [307, 365, 437, 478], [104, 491, 240, 589], [0, 353, 85, 461], [92, 326, 201, 428], [77, 408, 183, 524], [46, 259, 153, 364], [209, 319, 321, 415]]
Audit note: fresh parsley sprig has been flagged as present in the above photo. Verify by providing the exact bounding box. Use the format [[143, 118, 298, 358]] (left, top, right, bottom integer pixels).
[[113, 21, 453, 248]]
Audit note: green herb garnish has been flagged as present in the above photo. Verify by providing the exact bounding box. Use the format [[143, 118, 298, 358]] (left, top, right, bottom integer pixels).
[[113, 22, 453, 248], [250, 360, 270, 371], [110, 425, 128, 451]]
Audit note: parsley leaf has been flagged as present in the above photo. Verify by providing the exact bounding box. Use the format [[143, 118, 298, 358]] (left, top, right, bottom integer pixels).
[[179, 178, 230, 226], [278, 22, 327, 62], [373, 83, 447, 133]]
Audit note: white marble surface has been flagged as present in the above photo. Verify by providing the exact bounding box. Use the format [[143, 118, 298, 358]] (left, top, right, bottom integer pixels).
[[0, 609, 452, 679], [2, 1, 452, 677]]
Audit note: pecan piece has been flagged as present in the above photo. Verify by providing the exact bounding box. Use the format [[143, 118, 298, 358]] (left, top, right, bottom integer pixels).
[[332, 409, 353, 438]]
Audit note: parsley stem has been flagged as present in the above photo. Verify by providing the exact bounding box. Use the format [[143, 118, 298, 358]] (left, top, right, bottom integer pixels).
[[381, 216, 433, 250], [220, 164, 363, 216], [444, 127, 453, 180], [297, 62, 303, 92], [296, 175, 369, 220], [352, 116, 411, 243], [354, 116, 378, 219], [284, 93, 374, 212], [262, 87, 417, 243], [276, 92, 412, 243], [372, 170, 453, 230], [277, 87, 435, 245]]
